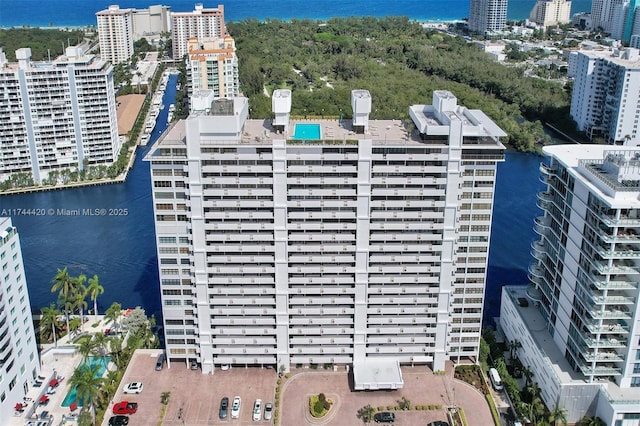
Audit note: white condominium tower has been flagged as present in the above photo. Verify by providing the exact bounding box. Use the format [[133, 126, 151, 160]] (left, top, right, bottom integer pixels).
[[0, 46, 120, 184], [570, 48, 640, 145], [468, 0, 509, 34], [96, 5, 135, 64], [147, 89, 506, 385], [500, 146, 640, 424], [0, 218, 40, 421], [529, 0, 572, 27], [186, 36, 239, 104], [171, 4, 226, 60]]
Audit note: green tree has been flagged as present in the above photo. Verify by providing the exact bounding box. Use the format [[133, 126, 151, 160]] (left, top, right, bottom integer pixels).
[[87, 275, 104, 321], [578, 416, 606, 426], [105, 302, 122, 331], [121, 307, 148, 334], [40, 304, 62, 346], [356, 404, 375, 424], [74, 274, 88, 329], [398, 396, 411, 411], [548, 404, 568, 426], [51, 267, 77, 335], [69, 364, 105, 418], [77, 337, 96, 361]]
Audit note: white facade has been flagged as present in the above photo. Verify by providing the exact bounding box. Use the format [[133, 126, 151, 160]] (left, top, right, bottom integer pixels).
[[529, 0, 572, 28], [0, 218, 40, 421], [468, 0, 509, 34], [186, 36, 239, 102], [501, 145, 640, 425], [0, 47, 120, 184], [132, 5, 171, 39], [171, 4, 226, 59], [570, 48, 640, 145], [146, 90, 506, 376], [96, 5, 135, 64]]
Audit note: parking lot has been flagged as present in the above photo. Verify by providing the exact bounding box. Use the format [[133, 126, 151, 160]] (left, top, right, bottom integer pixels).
[[103, 350, 277, 425]]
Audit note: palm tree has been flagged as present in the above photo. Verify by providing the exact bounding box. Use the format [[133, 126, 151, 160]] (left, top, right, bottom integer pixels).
[[77, 337, 96, 361], [105, 302, 122, 332], [522, 365, 534, 386], [51, 267, 77, 335], [356, 404, 376, 424], [579, 416, 606, 426], [548, 404, 568, 426], [107, 335, 124, 369], [509, 339, 522, 360], [75, 274, 88, 330], [526, 380, 542, 400], [86, 275, 104, 321], [69, 364, 105, 420], [40, 304, 62, 346]]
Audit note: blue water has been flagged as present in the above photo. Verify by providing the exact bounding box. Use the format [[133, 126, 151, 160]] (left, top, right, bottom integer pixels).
[[0, 0, 593, 28], [61, 356, 111, 407], [293, 123, 322, 140]]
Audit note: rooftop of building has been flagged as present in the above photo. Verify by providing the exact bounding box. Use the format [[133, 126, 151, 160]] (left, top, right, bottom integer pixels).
[[0, 45, 108, 72], [577, 46, 640, 68], [543, 145, 640, 208]]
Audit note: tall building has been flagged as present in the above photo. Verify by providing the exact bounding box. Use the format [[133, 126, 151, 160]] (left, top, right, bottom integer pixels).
[[570, 48, 640, 145], [131, 5, 171, 39], [500, 145, 640, 424], [0, 218, 40, 421], [468, 0, 509, 34], [591, 0, 640, 41], [186, 36, 239, 104], [0, 46, 120, 184], [171, 4, 226, 60], [96, 5, 135, 64], [146, 89, 506, 384], [529, 0, 572, 27]]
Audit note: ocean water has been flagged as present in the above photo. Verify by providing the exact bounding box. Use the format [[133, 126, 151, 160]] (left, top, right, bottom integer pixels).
[[0, 0, 592, 28]]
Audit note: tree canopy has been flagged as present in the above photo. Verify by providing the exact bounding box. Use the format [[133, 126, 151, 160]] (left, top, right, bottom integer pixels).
[[227, 17, 576, 151]]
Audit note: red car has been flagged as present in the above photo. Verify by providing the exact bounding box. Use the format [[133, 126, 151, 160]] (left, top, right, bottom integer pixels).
[[112, 401, 138, 415]]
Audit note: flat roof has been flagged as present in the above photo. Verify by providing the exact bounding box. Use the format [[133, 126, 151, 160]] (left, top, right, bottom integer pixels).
[[353, 358, 403, 390]]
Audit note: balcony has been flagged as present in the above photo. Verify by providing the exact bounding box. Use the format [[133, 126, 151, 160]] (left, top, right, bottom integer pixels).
[[589, 258, 638, 275], [586, 306, 631, 320], [587, 274, 637, 290], [533, 216, 552, 236], [528, 264, 545, 280], [582, 350, 624, 362], [578, 363, 621, 376], [539, 163, 556, 177], [594, 211, 640, 227], [586, 293, 634, 305], [584, 322, 629, 334], [536, 191, 553, 211]]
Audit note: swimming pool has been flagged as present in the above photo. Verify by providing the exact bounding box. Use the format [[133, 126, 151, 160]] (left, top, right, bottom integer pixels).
[[61, 356, 110, 407], [293, 123, 321, 140]]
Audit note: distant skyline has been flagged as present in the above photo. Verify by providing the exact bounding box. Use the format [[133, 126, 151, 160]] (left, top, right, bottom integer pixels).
[[0, 0, 592, 28]]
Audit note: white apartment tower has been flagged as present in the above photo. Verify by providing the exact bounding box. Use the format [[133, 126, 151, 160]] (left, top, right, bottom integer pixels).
[[146, 90, 506, 384], [186, 36, 239, 103], [96, 5, 135, 64], [0, 46, 120, 184], [529, 0, 572, 27], [131, 5, 171, 39], [0, 218, 40, 421], [500, 145, 640, 424], [468, 0, 509, 34], [570, 48, 640, 145], [171, 4, 226, 60]]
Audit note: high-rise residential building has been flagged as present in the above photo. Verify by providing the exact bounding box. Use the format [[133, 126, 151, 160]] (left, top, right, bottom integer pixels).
[[468, 0, 509, 34], [500, 145, 640, 424], [0, 218, 40, 421], [0, 46, 120, 184], [591, 0, 640, 41], [96, 5, 135, 64], [569, 48, 640, 145], [529, 0, 572, 27], [186, 36, 239, 104], [146, 89, 506, 385], [131, 5, 171, 39], [171, 4, 226, 60]]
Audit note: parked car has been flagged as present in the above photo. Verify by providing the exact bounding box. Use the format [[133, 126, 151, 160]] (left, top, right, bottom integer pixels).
[[123, 382, 143, 394], [374, 411, 395, 423], [112, 401, 138, 415], [252, 399, 262, 421], [263, 402, 273, 421], [219, 397, 229, 419], [231, 396, 241, 419], [427, 422, 450, 426], [108, 415, 130, 426], [190, 360, 198, 370], [155, 353, 165, 371]]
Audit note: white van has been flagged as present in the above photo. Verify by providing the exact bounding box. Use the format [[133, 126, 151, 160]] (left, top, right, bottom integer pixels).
[[489, 367, 503, 391]]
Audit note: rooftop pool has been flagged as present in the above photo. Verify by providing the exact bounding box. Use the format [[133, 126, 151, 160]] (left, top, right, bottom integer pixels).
[[292, 123, 321, 140], [61, 356, 110, 407]]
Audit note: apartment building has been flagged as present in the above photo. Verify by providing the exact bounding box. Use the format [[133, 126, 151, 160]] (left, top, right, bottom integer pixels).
[[500, 145, 640, 424], [146, 89, 506, 385], [0, 218, 40, 421], [132, 5, 171, 39], [171, 4, 226, 60], [468, 0, 509, 34], [529, 0, 572, 28], [569, 47, 640, 145], [591, 0, 640, 41], [96, 5, 135, 64], [0, 46, 120, 184], [186, 36, 239, 104]]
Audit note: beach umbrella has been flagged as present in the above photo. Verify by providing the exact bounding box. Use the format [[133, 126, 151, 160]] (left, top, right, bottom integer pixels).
[[39, 395, 49, 404], [49, 378, 58, 387], [14, 403, 23, 411], [69, 401, 78, 411]]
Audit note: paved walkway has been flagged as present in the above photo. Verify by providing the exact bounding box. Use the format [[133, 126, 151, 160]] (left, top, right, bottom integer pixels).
[[281, 362, 494, 426]]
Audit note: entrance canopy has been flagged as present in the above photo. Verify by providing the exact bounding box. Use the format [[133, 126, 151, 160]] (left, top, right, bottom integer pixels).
[[353, 358, 404, 391]]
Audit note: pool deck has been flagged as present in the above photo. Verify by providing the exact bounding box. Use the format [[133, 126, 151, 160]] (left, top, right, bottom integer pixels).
[[8, 316, 114, 426]]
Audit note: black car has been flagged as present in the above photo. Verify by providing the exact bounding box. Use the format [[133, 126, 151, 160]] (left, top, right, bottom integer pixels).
[[374, 411, 395, 423], [219, 396, 229, 419], [108, 415, 130, 426], [427, 422, 450, 426]]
